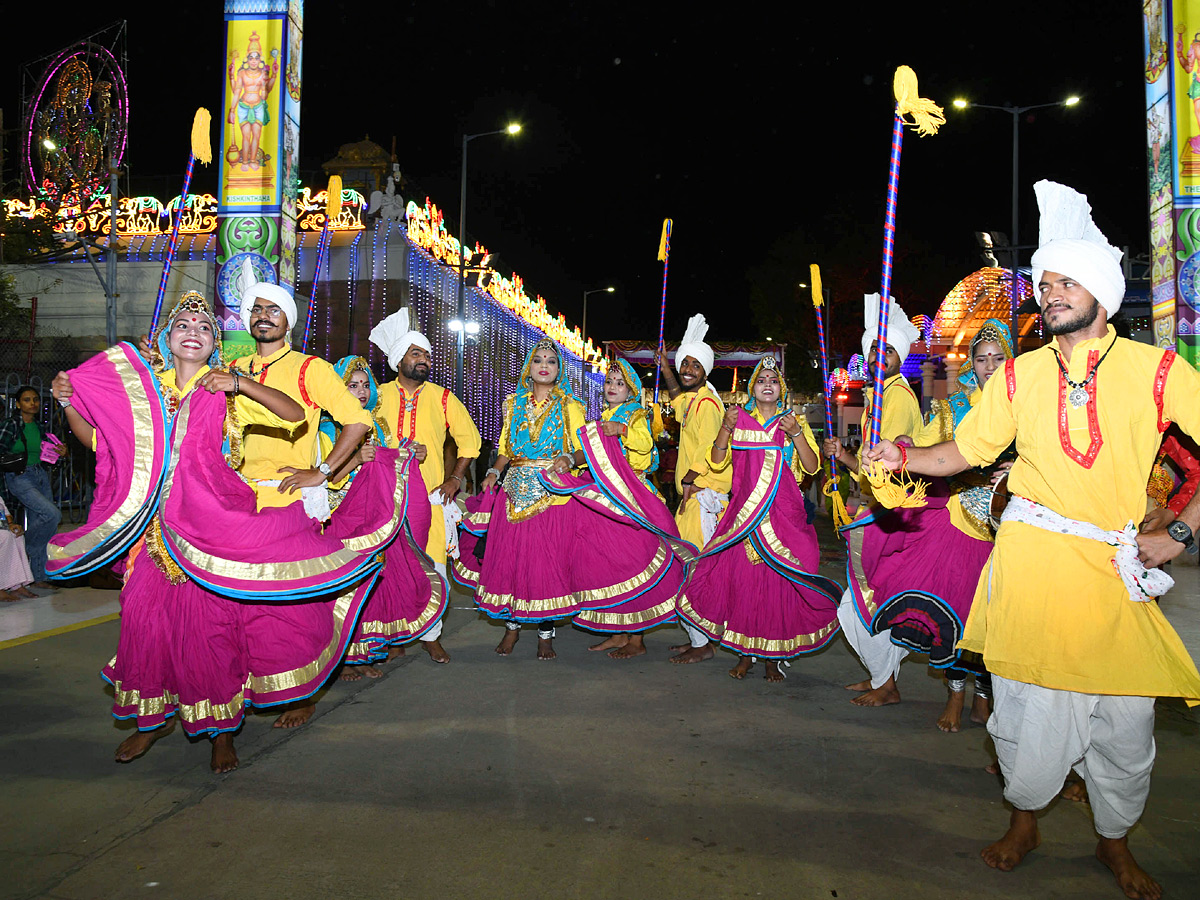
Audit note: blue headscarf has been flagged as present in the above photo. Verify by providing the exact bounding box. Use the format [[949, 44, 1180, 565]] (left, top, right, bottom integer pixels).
[[743, 355, 796, 467], [604, 358, 659, 475], [947, 318, 1014, 430], [319, 356, 389, 447], [507, 339, 579, 458], [153, 291, 223, 374]]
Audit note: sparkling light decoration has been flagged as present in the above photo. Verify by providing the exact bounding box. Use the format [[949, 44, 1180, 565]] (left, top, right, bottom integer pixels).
[[930, 266, 1035, 351]]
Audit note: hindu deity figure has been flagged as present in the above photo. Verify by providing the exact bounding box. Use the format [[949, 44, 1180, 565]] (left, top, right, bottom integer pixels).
[[227, 31, 279, 172]]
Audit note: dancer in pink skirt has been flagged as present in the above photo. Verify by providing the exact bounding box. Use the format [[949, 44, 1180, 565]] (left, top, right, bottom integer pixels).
[[51, 293, 403, 772], [835, 319, 1014, 722], [539, 359, 693, 659], [320, 355, 446, 680], [675, 357, 843, 681], [454, 339, 585, 660]]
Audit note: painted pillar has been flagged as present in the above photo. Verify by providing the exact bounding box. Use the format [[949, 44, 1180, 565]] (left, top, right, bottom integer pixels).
[[214, 0, 303, 360]]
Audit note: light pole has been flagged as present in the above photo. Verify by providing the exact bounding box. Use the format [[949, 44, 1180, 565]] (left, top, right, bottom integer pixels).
[[581, 286, 614, 394], [455, 123, 521, 398], [951, 96, 1080, 352]]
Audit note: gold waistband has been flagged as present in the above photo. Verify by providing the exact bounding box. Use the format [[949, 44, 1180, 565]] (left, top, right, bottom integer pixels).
[[508, 458, 554, 468]]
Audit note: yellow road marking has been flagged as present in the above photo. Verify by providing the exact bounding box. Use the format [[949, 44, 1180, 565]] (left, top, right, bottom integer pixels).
[[0, 612, 120, 650]]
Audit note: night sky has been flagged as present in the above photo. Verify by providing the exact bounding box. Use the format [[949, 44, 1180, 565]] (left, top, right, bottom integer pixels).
[[4, 1, 1147, 351]]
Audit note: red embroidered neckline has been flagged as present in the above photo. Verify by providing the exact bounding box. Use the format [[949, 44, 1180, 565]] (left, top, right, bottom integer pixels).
[[1056, 347, 1102, 468]]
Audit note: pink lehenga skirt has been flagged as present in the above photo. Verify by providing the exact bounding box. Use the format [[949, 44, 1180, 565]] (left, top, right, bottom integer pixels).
[[675, 409, 842, 659], [454, 459, 582, 623], [70, 352, 402, 736], [842, 481, 994, 668], [539, 422, 692, 633]]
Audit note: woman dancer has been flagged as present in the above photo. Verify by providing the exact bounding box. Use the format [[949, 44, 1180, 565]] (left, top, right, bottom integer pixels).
[[454, 339, 586, 659], [676, 357, 843, 681], [909, 319, 1013, 731], [540, 360, 691, 659], [53, 293, 403, 772], [320, 355, 444, 679], [835, 319, 1013, 726]]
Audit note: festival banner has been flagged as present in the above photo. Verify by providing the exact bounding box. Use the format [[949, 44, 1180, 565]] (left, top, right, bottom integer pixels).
[[214, 1, 302, 361]]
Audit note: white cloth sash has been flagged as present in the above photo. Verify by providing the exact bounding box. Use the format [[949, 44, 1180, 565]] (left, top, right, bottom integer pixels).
[[696, 487, 729, 546], [1001, 495, 1173, 603], [429, 489, 463, 559], [255, 480, 333, 523]]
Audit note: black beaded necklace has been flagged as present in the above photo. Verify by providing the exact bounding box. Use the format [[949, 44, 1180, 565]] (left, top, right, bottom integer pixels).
[[1051, 333, 1118, 409]]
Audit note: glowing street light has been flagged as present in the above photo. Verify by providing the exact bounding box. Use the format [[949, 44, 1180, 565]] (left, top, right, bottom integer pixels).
[[506, 123, 522, 134], [42, 138, 57, 151]]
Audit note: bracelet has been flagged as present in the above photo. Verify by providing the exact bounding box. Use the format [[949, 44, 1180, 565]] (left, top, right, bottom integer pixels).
[[681, 479, 695, 487], [719, 424, 733, 434], [897, 443, 909, 470], [714, 444, 729, 453], [57, 397, 71, 409], [786, 428, 800, 438], [453, 473, 465, 486], [485, 467, 501, 480], [232, 371, 239, 396]]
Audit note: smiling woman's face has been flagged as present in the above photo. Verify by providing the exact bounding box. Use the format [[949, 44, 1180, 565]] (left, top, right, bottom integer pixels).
[[529, 349, 559, 386], [167, 312, 215, 363]]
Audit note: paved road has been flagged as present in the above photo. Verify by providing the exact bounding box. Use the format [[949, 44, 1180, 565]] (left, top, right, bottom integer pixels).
[[3, 524, 1198, 900]]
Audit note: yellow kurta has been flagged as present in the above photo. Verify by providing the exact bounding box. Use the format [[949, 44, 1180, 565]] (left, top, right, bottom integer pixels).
[[231, 346, 373, 510], [376, 380, 482, 563], [854, 374, 922, 503], [915, 394, 994, 542], [954, 327, 1200, 701], [600, 406, 654, 473], [674, 385, 732, 547]]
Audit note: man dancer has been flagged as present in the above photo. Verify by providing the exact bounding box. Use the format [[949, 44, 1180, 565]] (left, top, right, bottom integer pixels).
[[821, 294, 923, 706], [655, 313, 729, 664], [867, 181, 1200, 900], [232, 278, 375, 727], [369, 308, 481, 663]]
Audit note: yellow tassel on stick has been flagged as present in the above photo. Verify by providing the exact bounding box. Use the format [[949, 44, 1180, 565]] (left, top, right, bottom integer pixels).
[[861, 458, 928, 510], [893, 66, 945, 137], [191, 108, 212, 165], [823, 477, 853, 531], [649, 402, 665, 441], [326, 175, 343, 222], [810, 263, 823, 307]]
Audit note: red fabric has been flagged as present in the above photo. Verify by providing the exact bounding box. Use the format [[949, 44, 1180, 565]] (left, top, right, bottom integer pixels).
[[1162, 430, 1200, 515]]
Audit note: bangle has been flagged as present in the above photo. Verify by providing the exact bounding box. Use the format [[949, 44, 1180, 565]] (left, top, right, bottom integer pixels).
[[453, 473, 465, 486], [486, 466, 501, 480], [232, 371, 239, 396], [786, 428, 800, 438], [57, 397, 71, 409], [897, 443, 909, 470], [714, 444, 728, 453], [681, 479, 695, 487], [719, 424, 732, 434]]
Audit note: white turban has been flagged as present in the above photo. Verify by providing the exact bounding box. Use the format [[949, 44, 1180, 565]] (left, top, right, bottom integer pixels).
[[1030, 180, 1125, 318], [675, 313, 714, 377], [238, 257, 298, 333], [860, 293, 921, 364], [369, 307, 432, 371]]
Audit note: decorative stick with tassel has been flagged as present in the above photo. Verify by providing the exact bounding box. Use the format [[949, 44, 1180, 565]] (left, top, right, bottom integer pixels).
[[150, 108, 212, 334], [810, 265, 851, 531], [301, 176, 342, 354], [652, 218, 671, 403], [861, 66, 943, 510]]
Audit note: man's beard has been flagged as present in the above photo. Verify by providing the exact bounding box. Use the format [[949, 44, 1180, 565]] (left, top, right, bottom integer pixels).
[[1044, 298, 1100, 336], [253, 322, 289, 345], [402, 361, 430, 383]]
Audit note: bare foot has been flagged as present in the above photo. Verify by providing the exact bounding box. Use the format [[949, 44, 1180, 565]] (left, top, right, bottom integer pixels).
[[387, 645, 406, 660], [272, 700, 315, 729], [764, 660, 786, 683], [361, 665, 383, 679], [668, 643, 691, 653], [981, 809, 1040, 871], [729, 656, 754, 680], [590, 634, 629, 652], [339, 667, 363, 682], [938, 689, 965, 733], [670, 643, 714, 665], [1061, 777, 1089, 804], [0, 590, 18, 602], [31, 581, 56, 590], [423, 639, 451, 664], [537, 636, 556, 660], [1096, 836, 1162, 900], [970, 693, 992, 725], [985, 761, 1001, 775], [850, 676, 900, 707], [844, 678, 873, 692], [609, 635, 646, 659], [495, 629, 520, 656], [210, 733, 239, 773], [114, 718, 176, 762], [13, 586, 36, 598]]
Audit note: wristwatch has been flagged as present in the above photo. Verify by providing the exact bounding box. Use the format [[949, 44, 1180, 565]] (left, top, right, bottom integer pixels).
[[317, 461, 332, 477], [1166, 520, 1199, 556]]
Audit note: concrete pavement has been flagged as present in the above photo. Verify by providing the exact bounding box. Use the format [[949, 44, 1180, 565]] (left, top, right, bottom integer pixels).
[[2, 527, 1199, 900]]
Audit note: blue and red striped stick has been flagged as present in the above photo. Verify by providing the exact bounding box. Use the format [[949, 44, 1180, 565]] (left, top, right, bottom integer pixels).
[[867, 111, 905, 449], [301, 223, 331, 353], [810, 272, 838, 478], [149, 154, 197, 335]]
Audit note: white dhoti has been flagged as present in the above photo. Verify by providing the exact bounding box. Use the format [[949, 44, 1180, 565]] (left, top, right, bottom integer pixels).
[[988, 675, 1156, 838], [837, 588, 907, 689], [678, 488, 730, 648], [421, 561, 448, 642]]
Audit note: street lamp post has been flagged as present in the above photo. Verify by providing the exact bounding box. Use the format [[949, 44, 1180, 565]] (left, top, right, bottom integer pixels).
[[951, 97, 1080, 353], [581, 286, 615, 397], [455, 123, 521, 399]]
